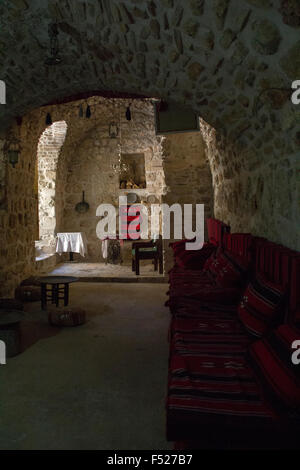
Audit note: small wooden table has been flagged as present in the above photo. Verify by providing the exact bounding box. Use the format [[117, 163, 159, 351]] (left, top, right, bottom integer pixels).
[[39, 276, 79, 311], [0, 310, 24, 358]]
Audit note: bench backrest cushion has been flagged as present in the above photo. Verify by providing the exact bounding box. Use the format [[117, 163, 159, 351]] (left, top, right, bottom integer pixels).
[[249, 324, 300, 408], [238, 274, 285, 337]]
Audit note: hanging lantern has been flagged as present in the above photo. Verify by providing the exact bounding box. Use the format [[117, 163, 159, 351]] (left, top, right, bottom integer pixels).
[[4, 135, 21, 168], [8, 150, 19, 168], [46, 112, 52, 126]]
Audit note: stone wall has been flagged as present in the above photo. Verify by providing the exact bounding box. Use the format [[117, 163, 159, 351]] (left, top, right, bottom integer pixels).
[[0, 122, 36, 297], [200, 118, 300, 252], [57, 98, 166, 261], [1, 0, 300, 142], [162, 131, 214, 272], [0, 94, 217, 296], [0, 139, 6, 211]]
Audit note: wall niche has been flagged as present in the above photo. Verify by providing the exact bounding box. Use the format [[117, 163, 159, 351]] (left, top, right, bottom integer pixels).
[[119, 153, 146, 190]]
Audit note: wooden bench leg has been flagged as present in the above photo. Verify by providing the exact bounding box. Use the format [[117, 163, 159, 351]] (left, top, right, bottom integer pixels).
[[64, 283, 69, 306], [51, 284, 56, 304], [54, 284, 59, 307], [154, 256, 158, 271]]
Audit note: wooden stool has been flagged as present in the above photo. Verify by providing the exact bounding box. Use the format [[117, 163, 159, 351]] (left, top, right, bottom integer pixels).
[[39, 276, 79, 311]]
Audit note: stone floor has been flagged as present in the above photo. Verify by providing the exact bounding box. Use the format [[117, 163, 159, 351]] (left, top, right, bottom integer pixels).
[[47, 262, 167, 283], [0, 282, 172, 450]]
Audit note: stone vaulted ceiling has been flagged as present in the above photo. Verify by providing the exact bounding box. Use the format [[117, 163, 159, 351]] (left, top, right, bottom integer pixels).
[[0, 0, 299, 143]]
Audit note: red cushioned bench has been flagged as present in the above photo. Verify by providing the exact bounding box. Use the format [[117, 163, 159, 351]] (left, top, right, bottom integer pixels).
[[166, 223, 300, 449]]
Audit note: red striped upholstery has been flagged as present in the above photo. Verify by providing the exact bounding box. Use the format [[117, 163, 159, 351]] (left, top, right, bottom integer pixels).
[[206, 248, 228, 277], [238, 274, 285, 337], [223, 233, 253, 261], [174, 243, 216, 270], [250, 324, 300, 408], [167, 349, 277, 442], [215, 250, 250, 288], [254, 239, 300, 325], [166, 223, 300, 447]]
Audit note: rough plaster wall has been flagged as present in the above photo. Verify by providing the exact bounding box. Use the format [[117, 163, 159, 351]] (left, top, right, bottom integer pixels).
[[0, 98, 167, 295], [37, 121, 67, 243], [162, 131, 214, 272], [57, 99, 166, 261], [200, 119, 300, 251]]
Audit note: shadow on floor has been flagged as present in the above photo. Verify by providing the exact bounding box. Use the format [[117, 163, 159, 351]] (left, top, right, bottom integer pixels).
[[20, 306, 61, 353]]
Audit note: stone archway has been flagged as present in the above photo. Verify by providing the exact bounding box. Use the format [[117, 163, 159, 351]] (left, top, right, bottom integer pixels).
[[37, 121, 67, 245]]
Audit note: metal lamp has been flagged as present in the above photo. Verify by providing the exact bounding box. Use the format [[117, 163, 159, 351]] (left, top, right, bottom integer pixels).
[[5, 136, 20, 168], [8, 150, 19, 168]]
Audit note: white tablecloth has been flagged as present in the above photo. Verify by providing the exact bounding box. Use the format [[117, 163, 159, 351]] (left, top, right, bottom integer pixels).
[[56, 232, 88, 257]]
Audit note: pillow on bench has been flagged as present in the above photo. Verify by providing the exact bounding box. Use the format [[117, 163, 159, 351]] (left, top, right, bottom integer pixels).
[[205, 247, 227, 277], [238, 274, 285, 337], [249, 324, 300, 408], [216, 251, 250, 288], [175, 243, 216, 270], [188, 286, 242, 304], [205, 249, 249, 288]]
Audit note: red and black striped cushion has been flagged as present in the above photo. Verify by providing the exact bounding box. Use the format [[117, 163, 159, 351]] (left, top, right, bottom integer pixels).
[[206, 248, 227, 277], [167, 351, 276, 421], [203, 250, 216, 272], [170, 238, 195, 255], [249, 324, 300, 408], [216, 251, 250, 288], [168, 296, 239, 318], [175, 244, 216, 270], [167, 280, 242, 307], [238, 275, 285, 337]]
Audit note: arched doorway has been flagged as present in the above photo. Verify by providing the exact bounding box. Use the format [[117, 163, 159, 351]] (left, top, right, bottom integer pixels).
[[36, 121, 67, 248]]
